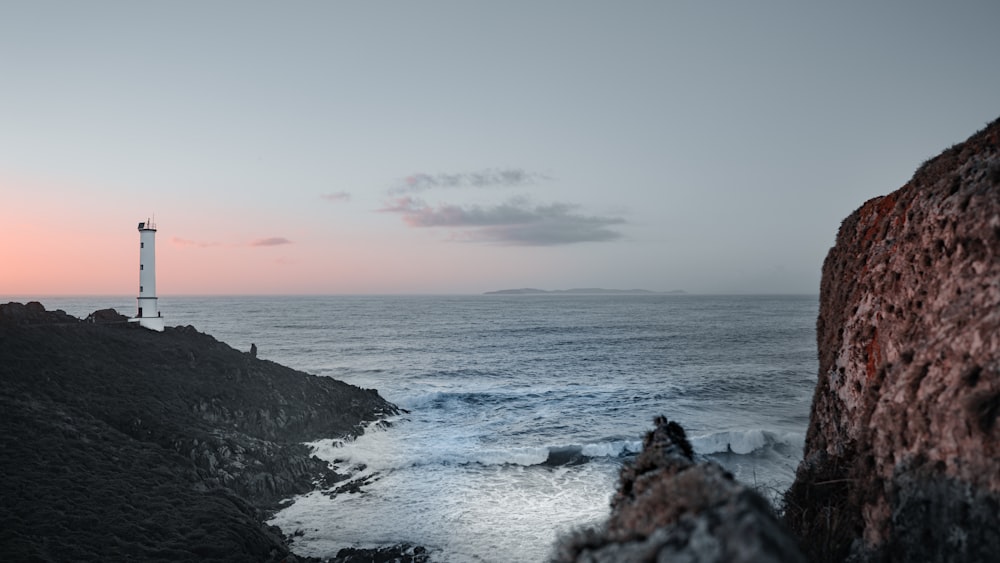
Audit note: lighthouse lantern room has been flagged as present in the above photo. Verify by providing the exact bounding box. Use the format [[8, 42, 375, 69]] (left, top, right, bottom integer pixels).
[[131, 219, 165, 331]]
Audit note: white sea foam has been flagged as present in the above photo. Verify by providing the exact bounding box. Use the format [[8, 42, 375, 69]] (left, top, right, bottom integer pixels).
[[268, 458, 618, 563], [310, 428, 642, 472], [581, 439, 643, 458], [107, 293, 819, 563]]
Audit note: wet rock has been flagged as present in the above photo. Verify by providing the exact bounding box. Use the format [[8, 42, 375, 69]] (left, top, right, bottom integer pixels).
[[554, 416, 805, 562], [784, 117, 1000, 562], [334, 544, 429, 562]]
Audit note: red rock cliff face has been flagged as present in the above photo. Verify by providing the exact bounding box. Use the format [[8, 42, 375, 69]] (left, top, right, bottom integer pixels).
[[785, 117, 1000, 562]]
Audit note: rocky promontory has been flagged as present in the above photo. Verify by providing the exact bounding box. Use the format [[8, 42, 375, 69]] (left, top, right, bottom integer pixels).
[[0, 302, 398, 561]]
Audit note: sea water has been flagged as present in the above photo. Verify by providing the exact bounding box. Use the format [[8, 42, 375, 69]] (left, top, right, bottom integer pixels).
[[29, 294, 818, 562]]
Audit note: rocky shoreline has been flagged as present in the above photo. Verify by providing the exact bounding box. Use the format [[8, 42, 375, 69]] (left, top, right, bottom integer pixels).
[[0, 302, 415, 562], [555, 117, 998, 562]]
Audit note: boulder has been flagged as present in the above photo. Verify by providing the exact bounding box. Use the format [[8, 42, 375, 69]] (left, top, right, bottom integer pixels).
[[784, 117, 1000, 562], [86, 307, 130, 323]]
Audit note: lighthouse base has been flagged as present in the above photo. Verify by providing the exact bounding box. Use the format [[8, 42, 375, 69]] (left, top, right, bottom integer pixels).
[[129, 316, 165, 332]]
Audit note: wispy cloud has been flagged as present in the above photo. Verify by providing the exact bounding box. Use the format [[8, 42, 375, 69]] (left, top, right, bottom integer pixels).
[[170, 237, 219, 248], [389, 168, 551, 194], [249, 237, 293, 247], [380, 197, 624, 246], [321, 191, 351, 202], [172, 236, 295, 248]]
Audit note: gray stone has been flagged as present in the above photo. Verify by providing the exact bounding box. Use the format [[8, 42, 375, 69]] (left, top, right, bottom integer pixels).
[[554, 416, 805, 563]]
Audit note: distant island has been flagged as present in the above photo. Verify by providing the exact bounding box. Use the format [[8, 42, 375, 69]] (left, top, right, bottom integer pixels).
[[483, 288, 686, 295]]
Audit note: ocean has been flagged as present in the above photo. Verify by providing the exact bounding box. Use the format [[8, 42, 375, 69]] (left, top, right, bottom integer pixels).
[[27, 294, 818, 562]]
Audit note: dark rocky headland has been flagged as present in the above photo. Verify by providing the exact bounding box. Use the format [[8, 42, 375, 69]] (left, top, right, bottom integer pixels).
[[557, 116, 999, 562], [0, 303, 409, 562]]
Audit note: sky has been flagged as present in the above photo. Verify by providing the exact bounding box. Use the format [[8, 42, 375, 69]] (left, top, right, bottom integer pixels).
[[2, 1, 998, 296]]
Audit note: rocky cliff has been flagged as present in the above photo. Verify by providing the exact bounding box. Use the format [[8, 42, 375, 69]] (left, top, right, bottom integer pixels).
[[0, 302, 398, 561], [784, 117, 1000, 561]]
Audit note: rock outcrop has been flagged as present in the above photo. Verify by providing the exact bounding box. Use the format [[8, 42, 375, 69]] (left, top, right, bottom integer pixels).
[[554, 416, 805, 562], [784, 117, 1000, 561], [0, 302, 399, 561]]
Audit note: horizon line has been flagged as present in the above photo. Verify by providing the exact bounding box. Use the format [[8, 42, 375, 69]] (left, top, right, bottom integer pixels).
[[3, 291, 821, 298]]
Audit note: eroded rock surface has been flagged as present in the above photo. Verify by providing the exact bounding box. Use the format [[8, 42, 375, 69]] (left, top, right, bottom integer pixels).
[[784, 117, 1000, 562], [554, 416, 804, 563]]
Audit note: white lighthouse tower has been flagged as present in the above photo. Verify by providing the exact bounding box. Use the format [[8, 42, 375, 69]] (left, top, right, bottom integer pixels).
[[132, 219, 165, 331]]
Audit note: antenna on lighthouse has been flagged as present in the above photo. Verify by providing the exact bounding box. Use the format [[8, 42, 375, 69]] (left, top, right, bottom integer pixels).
[[129, 218, 165, 331]]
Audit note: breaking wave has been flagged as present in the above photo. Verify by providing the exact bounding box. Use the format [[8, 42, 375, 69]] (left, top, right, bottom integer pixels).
[[690, 428, 805, 456], [307, 424, 642, 472]]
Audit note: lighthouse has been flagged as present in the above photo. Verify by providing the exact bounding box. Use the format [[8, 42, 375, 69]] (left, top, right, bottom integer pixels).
[[132, 219, 165, 331]]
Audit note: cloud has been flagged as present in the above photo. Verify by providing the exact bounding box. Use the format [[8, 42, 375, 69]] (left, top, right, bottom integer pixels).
[[321, 191, 351, 202], [380, 197, 624, 246], [389, 168, 551, 194], [171, 236, 295, 248], [249, 237, 293, 247]]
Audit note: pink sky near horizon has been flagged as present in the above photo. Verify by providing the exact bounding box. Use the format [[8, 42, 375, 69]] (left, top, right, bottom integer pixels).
[[0, 174, 568, 295], [2, 3, 998, 298], [0, 225, 522, 296]]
